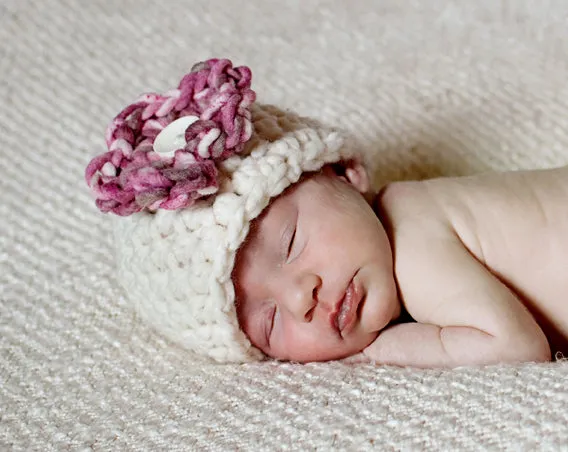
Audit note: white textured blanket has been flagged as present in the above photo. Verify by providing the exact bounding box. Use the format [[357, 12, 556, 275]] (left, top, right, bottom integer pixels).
[[1, 1, 567, 450]]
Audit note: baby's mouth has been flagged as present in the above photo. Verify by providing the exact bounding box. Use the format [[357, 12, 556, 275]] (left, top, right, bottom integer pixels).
[[332, 274, 363, 336]]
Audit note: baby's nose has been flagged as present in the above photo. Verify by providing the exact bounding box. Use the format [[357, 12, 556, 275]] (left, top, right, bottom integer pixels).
[[283, 273, 321, 322]]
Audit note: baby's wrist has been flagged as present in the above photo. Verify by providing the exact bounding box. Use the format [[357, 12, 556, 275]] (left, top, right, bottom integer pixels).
[[338, 352, 371, 364]]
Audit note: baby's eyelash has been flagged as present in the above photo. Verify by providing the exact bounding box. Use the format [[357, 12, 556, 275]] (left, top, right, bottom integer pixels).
[[266, 306, 277, 346], [287, 227, 297, 257]]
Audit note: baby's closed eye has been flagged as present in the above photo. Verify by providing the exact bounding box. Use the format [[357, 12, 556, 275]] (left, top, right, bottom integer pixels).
[[285, 220, 305, 264], [286, 225, 296, 260], [265, 304, 277, 347]]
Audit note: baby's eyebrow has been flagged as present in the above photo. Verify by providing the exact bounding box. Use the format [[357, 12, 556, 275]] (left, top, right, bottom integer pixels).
[[243, 222, 265, 256], [250, 218, 290, 263], [277, 221, 292, 259]]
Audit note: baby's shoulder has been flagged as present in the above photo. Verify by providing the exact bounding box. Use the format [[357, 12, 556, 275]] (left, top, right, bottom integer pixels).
[[375, 179, 452, 234]]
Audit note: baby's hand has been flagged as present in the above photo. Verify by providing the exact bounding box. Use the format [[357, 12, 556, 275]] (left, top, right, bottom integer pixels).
[[360, 320, 551, 368], [361, 323, 456, 367]]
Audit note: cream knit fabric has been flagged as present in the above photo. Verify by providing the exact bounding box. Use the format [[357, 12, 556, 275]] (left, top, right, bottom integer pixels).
[[2, 0, 568, 450]]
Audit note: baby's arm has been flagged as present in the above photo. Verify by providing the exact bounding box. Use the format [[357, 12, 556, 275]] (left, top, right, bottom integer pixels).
[[363, 227, 551, 368]]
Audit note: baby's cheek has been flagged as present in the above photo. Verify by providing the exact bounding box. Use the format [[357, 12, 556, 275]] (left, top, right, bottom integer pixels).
[[360, 296, 395, 335], [372, 276, 401, 327], [267, 324, 335, 362]]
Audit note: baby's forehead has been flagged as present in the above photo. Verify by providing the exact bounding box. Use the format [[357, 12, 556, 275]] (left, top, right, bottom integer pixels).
[[240, 187, 295, 252], [241, 171, 331, 252]]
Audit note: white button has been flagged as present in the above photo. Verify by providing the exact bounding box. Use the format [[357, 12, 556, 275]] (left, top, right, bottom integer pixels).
[[153, 115, 199, 157]]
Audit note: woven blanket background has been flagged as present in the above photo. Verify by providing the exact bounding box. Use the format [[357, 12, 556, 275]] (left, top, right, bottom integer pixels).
[[2, 0, 568, 450]]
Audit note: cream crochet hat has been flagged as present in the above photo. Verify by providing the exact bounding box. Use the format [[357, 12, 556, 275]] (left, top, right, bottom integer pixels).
[[86, 59, 358, 362]]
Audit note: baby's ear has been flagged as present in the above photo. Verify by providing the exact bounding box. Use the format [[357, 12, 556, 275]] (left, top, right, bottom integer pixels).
[[328, 160, 371, 194], [344, 160, 371, 194]]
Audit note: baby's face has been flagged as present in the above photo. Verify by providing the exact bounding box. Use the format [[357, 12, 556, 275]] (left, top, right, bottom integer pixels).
[[232, 164, 400, 362]]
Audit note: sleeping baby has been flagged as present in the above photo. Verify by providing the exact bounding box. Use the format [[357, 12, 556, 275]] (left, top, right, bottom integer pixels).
[[86, 58, 567, 367]]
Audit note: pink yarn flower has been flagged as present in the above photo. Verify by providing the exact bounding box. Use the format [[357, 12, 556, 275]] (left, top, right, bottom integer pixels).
[[85, 58, 256, 215]]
